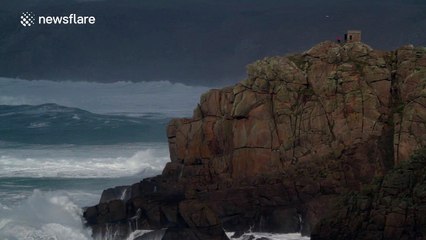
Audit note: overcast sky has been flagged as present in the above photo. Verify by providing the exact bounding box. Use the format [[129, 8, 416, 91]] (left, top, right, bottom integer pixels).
[[0, 0, 425, 86]]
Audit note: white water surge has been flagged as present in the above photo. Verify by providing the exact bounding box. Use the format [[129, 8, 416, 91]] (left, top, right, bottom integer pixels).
[[0, 190, 92, 240], [0, 143, 169, 178]]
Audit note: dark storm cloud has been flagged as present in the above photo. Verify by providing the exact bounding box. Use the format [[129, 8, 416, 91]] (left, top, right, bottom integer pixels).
[[0, 0, 425, 86]]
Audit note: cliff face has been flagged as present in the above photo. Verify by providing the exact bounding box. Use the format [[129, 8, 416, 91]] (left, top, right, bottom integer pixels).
[[84, 42, 426, 239], [312, 148, 426, 240]]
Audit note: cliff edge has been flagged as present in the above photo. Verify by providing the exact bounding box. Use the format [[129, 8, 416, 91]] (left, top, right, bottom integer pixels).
[[84, 41, 426, 240]]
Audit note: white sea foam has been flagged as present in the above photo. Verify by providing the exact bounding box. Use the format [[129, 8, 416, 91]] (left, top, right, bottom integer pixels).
[[28, 122, 50, 128], [122, 230, 309, 240], [0, 77, 209, 118], [0, 189, 311, 240], [0, 190, 92, 240], [0, 143, 170, 178], [0, 203, 11, 210], [124, 230, 165, 240], [226, 232, 310, 240]]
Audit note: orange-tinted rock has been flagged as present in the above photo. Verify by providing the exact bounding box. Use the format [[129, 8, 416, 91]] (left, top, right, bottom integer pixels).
[[200, 89, 222, 117], [85, 42, 426, 240], [231, 148, 280, 178], [162, 41, 424, 236]]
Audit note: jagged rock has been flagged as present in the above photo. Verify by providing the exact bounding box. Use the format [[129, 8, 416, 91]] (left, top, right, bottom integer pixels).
[[134, 229, 166, 240], [162, 200, 229, 240], [84, 199, 126, 224], [99, 185, 129, 203], [84, 41, 426, 239]]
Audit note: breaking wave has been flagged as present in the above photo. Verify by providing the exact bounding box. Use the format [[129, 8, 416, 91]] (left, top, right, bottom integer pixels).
[[0, 190, 92, 240], [0, 104, 169, 145], [0, 142, 170, 178]]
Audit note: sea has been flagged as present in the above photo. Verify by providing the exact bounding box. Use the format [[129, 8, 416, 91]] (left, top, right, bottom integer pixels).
[[0, 78, 309, 240]]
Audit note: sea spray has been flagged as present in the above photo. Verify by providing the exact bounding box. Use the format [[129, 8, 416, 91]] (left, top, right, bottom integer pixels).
[[0, 143, 170, 178], [0, 190, 92, 240], [125, 229, 166, 240], [225, 232, 310, 240]]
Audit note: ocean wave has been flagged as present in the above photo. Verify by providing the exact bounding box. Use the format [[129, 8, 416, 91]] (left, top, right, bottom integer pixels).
[[0, 77, 209, 118], [0, 190, 92, 240], [0, 142, 170, 178], [0, 103, 169, 145], [0, 188, 310, 240]]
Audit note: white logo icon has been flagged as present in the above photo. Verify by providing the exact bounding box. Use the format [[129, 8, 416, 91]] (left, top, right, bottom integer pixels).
[[20, 12, 36, 27]]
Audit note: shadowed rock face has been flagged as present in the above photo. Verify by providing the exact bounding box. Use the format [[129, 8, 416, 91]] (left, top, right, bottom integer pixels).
[[311, 149, 426, 240], [83, 41, 426, 239]]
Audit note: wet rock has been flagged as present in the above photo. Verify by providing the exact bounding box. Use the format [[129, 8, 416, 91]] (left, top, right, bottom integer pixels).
[[134, 229, 166, 240], [99, 186, 129, 203]]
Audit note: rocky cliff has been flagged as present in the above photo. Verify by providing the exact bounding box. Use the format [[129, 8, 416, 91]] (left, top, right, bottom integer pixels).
[[83, 41, 426, 239]]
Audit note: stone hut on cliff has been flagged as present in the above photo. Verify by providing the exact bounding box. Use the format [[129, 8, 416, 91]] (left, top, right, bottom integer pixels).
[[345, 30, 362, 42]]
